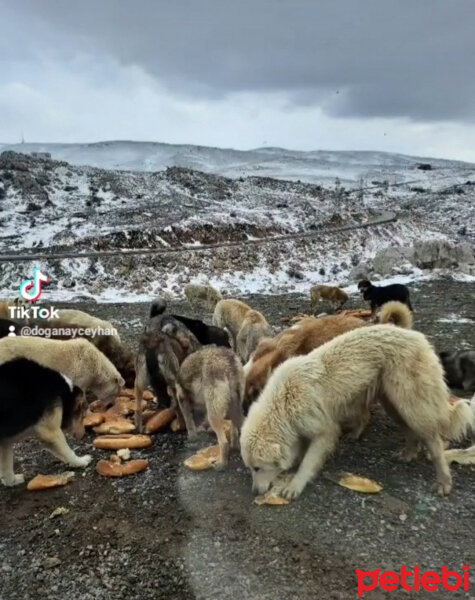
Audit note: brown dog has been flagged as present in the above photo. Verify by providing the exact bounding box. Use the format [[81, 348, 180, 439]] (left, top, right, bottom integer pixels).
[[244, 301, 412, 412], [309, 285, 348, 313]]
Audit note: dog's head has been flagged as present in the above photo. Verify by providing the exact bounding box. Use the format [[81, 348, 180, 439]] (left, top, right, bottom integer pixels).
[[161, 316, 200, 356], [241, 426, 299, 495], [357, 279, 371, 293], [93, 370, 125, 405]]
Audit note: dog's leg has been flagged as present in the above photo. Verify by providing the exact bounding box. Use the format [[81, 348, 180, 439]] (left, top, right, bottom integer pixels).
[[35, 408, 92, 468], [278, 428, 339, 500], [176, 385, 197, 440], [0, 443, 24, 487], [228, 393, 244, 450], [134, 382, 144, 433], [208, 413, 230, 470], [421, 435, 452, 496], [395, 428, 423, 462]]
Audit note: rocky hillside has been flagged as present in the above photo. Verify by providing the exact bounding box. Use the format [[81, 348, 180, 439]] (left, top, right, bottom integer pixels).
[[0, 151, 473, 300]]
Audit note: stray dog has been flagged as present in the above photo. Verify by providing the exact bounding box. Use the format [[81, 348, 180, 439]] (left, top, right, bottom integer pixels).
[[150, 299, 230, 347], [0, 337, 124, 403], [358, 279, 413, 313], [439, 350, 475, 391], [236, 310, 273, 363], [309, 285, 348, 313], [241, 324, 471, 499], [213, 299, 272, 362], [0, 358, 90, 486], [244, 302, 412, 411], [164, 343, 245, 469], [184, 283, 222, 311], [134, 313, 201, 431]]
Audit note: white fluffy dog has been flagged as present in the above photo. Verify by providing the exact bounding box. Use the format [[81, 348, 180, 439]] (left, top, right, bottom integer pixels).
[[241, 325, 472, 499]]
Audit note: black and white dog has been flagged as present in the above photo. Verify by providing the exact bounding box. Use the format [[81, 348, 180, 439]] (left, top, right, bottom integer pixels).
[[439, 350, 475, 391], [0, 358, 91, 486], [358, 279, 413, 313]]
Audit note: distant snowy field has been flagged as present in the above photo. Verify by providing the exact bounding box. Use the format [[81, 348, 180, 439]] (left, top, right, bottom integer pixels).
[[2, 140, 475, 188], [0, 143, 473, 301]]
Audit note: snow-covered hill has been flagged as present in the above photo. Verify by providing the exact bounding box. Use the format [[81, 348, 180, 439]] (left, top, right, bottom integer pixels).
[[1, 141, 474, 188], [0, 150, 473, 301]]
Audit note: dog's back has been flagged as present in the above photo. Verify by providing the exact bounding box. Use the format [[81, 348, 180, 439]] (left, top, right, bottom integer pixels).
[[360, 280, 412, 311], [180, 345, 244, 419], [0, 358, 82, 441]]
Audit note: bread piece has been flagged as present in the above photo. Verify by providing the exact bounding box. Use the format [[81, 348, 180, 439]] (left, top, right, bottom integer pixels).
[[93, 434, 152, 450], [144, 408, 176, 433], [96, 459, 149, 477], [93, 418, 135, 435], [27, 472, 75, 491]]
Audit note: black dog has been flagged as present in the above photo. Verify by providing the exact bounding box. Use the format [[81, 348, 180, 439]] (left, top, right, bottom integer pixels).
[[439, 350, 475, 391], [149, 299, 230, 347], [0, 358, 88, 486], [358, 279, 413, 313]]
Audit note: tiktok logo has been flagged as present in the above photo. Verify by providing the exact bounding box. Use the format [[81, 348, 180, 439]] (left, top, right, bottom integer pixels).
[[19, 268, 50, 302]]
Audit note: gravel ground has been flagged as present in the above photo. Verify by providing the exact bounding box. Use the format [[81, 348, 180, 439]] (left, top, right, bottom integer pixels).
[[1, 279, 474, 600]]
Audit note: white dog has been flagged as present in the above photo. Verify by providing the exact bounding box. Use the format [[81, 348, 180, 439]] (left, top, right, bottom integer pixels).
[[241, 325, 472, 499]]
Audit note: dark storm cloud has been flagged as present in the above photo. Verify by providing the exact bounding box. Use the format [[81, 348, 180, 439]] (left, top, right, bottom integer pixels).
[[2, 0, 475, 122]]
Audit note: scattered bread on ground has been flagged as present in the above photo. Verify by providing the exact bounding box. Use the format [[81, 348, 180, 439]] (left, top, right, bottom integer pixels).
[[254, 492, 290, 506], [93, 417, 136, 435], [184, 445, 221, 470], [144, 408, 176, 434], [93, 434, 153, 450], [336, 473, 382, 494], [84, 411, 106, 428], [27, 472, 76, 491], [96, 458, 149, 477], [117, 448, 131, 460]]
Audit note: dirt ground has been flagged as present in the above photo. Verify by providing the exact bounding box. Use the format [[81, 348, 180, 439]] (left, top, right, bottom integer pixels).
[[1, 279, 474, 600]]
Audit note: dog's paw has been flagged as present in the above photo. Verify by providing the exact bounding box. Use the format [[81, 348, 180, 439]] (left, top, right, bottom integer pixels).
[[1, 473, 25, 487], [433, 479, 452, 497], [279, 478, 305, 500], [71, 454, 93, 468], [394, 448, 420, 463]]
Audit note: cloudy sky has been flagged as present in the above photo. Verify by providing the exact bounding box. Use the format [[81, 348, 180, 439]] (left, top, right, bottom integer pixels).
[[1, 0, 475, 160]]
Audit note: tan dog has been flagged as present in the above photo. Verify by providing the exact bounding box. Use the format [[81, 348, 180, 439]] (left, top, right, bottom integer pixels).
[[0, 337, 124, 402], [309, 285, 348, 313], [213, 299, 272, 362], [244, 302, 411, 411], [241, 324, 472, 499], [175, 346, 245, 469], [184, 284, 222, 311]]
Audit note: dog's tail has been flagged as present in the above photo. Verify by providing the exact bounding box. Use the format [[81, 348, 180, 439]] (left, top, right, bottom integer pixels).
[[150, 298, 167, 318], [444, 399, 473, 442], [445, 445, 475, 465], [379, 301, 412, 329]]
